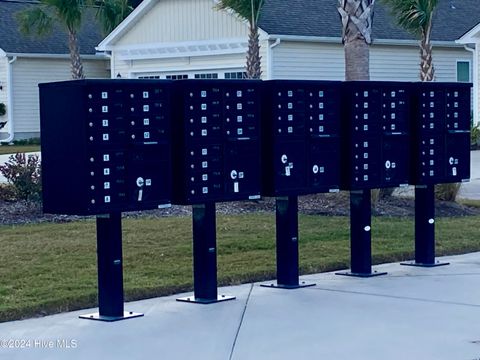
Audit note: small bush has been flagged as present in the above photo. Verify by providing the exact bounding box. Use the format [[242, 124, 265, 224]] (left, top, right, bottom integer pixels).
[[435, 183, 461, 202], [0, 153, 42, 201], [12, 137, 41, 146], [0, 184, 17, 201]]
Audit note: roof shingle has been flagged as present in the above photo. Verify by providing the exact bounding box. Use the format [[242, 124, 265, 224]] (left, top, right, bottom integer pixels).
[[258, 0, 480, 42], [0, 0, 105, 55]]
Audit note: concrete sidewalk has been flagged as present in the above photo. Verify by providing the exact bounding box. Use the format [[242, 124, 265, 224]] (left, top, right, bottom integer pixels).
[[1, 252, 480, 360]]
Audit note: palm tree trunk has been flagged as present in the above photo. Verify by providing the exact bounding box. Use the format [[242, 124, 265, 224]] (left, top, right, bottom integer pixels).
[[68, 30, 85, 80], [344, 39, 370, 81], [338, 0, 375, 81], [246, 24, 261, 79], [420, 26, 435, 81]]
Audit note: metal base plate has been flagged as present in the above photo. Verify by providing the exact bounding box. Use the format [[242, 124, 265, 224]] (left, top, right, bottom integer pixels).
[[260, 281, 316, 289], [400, 261, 450, 268], [79, 311, 144, 322], [176, 295, 236, 304], [336, 271, 388, 278]]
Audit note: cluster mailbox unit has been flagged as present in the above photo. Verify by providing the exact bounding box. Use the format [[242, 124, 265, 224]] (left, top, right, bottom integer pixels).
[[39, 78, 471, 319], [40, 79, 172, 215], [342, 81, 410, 190], [171, 79, 262, 303], [40, 79, 173, 321], [405, 82, 471, 267], [172, 80, 262, 204]]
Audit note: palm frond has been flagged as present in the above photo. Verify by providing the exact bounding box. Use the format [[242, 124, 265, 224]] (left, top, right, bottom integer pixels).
[[15, 7, 53, 36], [95, 0, 132, 35], [215, 0, 264, 26], [381, 0, 438, 36]]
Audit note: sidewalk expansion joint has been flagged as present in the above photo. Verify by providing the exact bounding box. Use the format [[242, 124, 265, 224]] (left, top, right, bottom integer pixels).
[[229, 283, 254, 360]]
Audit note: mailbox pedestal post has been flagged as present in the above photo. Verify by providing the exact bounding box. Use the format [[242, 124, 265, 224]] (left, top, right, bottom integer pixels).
[[80, 213, 143, 321], [262, 196, 315, 289], [401, 185, 449, 267], [177, 203, 235, 304], [337, 190, 387, 277]]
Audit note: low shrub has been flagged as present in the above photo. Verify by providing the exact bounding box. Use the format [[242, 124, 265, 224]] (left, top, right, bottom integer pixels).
[[435, 183, 461, 202], [0, 153, 42, 201]]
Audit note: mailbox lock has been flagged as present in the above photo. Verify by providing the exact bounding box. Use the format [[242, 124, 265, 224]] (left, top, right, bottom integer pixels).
[[385, 160, 391, 169], [230, 170, 238, 180], [281, 154, 288, 164], [136, 177, 145, 188], [312, 165, 319, 174], [449, 157, 454, 165]]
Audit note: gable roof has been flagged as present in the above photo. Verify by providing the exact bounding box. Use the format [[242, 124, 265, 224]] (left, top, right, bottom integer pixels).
[[259, 0, 480, 42], [0, 0, 105, 55], [99, 0, 480, 49]]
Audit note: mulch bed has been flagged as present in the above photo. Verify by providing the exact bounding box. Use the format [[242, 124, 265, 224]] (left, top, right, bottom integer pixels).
[[2, 192, 480, 226]]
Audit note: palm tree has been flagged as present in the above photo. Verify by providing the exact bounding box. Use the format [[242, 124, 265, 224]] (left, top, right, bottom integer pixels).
[[215, 0, 265, 79], [338, 0, 376, 81], [17, 0, 86, 79], [380, 0, 438, 81], [17, 0, 131, 80]]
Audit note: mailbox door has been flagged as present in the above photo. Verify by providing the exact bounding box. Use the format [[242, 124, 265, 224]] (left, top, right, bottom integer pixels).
[[415, 134, 445, 184], [445, 89, 470, 131], [273, 140, 307, 193], [349, 136, 381, 189], [445, 132, 470, 182], [126, 144, 171, 208], [308, 136, 340, 192], [224, 140, 261, 200], [381, 135, 409, 187]]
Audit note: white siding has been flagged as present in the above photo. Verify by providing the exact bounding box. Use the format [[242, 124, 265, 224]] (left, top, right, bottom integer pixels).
[[271, 42, 345, 80], [116, 0, 248, 46], [12, 57, 108, 135], [271, 41, 472, 82], [475, 47, 480, 124], [0, 57, 7, 111]]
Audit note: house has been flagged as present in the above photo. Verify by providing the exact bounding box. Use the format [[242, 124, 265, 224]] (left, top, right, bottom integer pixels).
[[458, 23, 480, 125], [0, 0, 109, 142], [97, 0, 480, 121]]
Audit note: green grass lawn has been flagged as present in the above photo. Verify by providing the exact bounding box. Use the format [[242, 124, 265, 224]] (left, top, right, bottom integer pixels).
[[0, 145, 40, 155], [1, 213, 480, 322]]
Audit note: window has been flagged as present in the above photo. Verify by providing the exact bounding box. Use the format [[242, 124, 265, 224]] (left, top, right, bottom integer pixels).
[[194, 73, 218, 79], [225, 72, 247, 79], [457, 61, 470, 82], [138, 75, 160, 79], [166, 74, 188, 80]]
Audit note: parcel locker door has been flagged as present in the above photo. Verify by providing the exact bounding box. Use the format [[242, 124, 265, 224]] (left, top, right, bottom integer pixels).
[[381, 135, 409, 187], [273, 140, 307, 194], [224, 140, 261, 200], [444, 132, 470, 183], [126, 144, 171, 209], [308, 136, 340, 192]]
